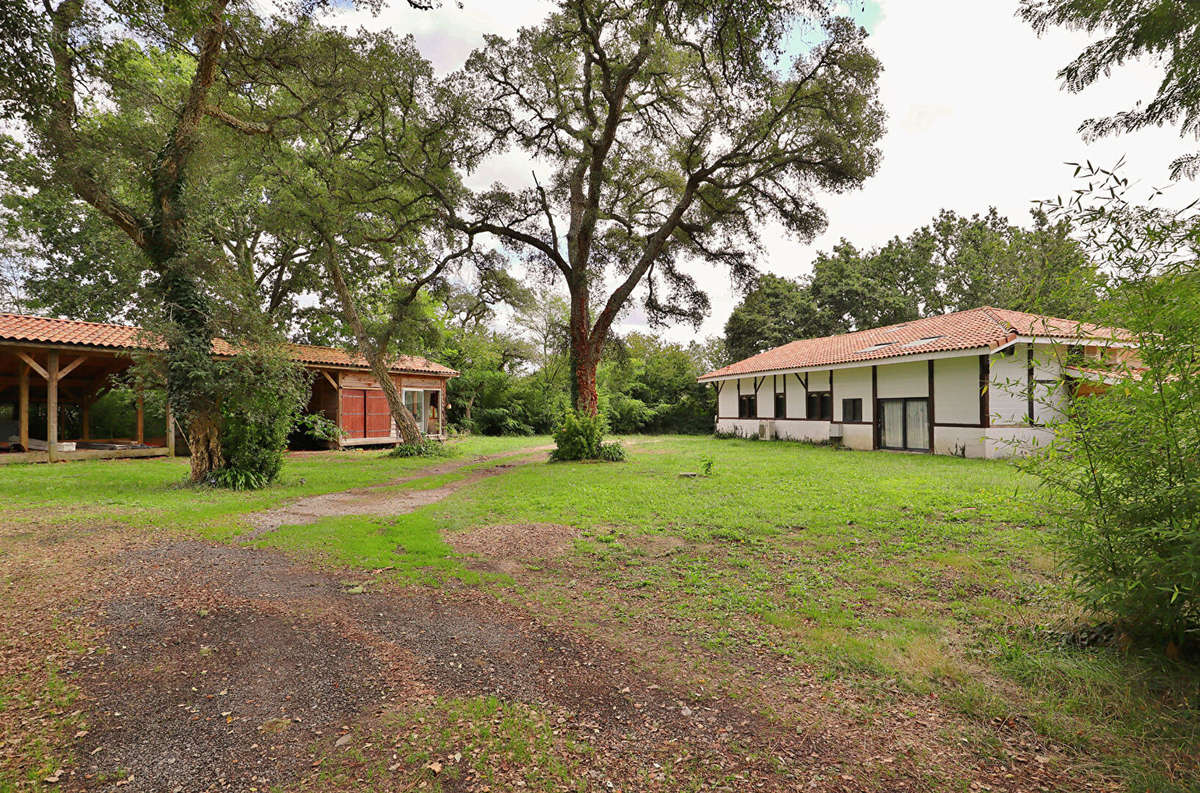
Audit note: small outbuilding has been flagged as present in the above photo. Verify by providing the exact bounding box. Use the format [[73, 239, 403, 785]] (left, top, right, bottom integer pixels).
[[0, 313, 457, 464], [699, 307, 1133, 458]]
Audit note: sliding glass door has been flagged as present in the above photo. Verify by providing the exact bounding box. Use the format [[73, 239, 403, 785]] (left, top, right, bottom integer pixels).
[[877, 398, 930, 451]]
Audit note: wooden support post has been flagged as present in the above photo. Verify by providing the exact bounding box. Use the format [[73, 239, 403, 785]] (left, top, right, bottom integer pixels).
[[47, 351, 58, 462], [82, 396, 91, 441], [165, 394, 175, 457], [335, 371, 343, 449], [18, 361, 29, 450], [136, 391, 144, 445]]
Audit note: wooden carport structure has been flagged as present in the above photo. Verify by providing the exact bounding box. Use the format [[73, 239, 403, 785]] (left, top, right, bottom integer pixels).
[[0, 314, 457, 464], [0, 315, 173, 464]]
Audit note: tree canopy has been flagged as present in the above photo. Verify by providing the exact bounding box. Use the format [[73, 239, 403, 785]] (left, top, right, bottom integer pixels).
[[724, 207, 1104, 360], [1021, 0, 1200, 179], [399, 0, 885, 419]]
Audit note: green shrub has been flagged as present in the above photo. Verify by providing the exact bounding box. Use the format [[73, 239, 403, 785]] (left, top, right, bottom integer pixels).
[[209, 347, 310, 490], [597, 440, 626, 461], [604, 393, 654, 434], [1021, 166, 1200, 649], [293, 412, 342, 446], [550, 410, 624, 462], [388, 439, 450, 458]]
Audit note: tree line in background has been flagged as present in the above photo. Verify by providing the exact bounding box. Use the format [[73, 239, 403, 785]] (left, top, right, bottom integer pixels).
[[724, 207, 1104, 361]]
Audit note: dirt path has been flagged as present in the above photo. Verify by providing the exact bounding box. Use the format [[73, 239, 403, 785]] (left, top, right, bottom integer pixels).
[[64, 541, 840, 793], [240, 445, 553, 540]]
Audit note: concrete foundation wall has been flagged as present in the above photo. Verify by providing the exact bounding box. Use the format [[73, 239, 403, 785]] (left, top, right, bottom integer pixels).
[[934, 426, 987, 458]]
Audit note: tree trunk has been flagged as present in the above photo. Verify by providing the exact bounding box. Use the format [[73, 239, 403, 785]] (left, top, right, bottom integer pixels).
[[568, 283, 602, 415], [322, 251, 424, 445], [187, 408, 222, 481], [160, 267, 225, 481], [370, 357, 423, 445], [573, 347, 600, 416]]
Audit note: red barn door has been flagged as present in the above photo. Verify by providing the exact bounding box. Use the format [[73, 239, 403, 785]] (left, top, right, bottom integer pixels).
[[340, 389, 366, 438], [365, 390, 392, 437]]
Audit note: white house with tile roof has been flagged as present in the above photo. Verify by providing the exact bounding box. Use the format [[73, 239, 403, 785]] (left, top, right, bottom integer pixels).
[[698, 307, 1133, 458]]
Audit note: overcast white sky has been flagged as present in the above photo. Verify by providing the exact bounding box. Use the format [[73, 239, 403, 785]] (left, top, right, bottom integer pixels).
[[336, 0, 1187, 343]]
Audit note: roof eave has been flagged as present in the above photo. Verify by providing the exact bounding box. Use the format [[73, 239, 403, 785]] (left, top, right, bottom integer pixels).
[[698, 345, 994, 383]]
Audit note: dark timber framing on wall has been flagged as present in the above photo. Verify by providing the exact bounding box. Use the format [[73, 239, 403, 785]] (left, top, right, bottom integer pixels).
[[1026, 343, 1035, 424], [773, 374, 787, 419], [927, 359, 935, 452], [871, 365, 878, 450], [979, 354, 991, 428]]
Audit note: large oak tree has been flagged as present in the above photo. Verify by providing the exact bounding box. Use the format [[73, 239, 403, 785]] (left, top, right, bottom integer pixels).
[[0, 0, 355, 478], [236, 24, 487, 444], [407, 0, 885, 415]]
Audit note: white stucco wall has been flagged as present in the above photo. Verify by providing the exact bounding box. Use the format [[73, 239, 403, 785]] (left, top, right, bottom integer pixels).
[[841, 423, 873, 450], [989, 343, 1066, 427], [985, 427, 1056, 458], [832, 366, 873, 422], [717, 380, 738, 417], [1034, 380, 1068, 426], [785, 373, 805, 417], [715, 418, 758, 437], [759, 376, 776, 419], [876, 360, 928, 399], [932, 355, 980, 425], [989, 348, 1029, 426]]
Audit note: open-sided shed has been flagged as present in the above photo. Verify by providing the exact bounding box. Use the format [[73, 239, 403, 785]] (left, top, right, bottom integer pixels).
[[0, 314, 457, 464]]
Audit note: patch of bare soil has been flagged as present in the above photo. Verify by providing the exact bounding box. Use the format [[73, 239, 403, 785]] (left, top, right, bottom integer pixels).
[[60, 541, 844, 792], [447, 523, 579, 575], [241, 449, 550, 539], [73, 603, 391, 792]]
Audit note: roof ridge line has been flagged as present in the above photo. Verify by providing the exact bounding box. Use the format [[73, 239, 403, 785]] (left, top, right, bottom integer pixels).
[[0, 312, 141, 330]]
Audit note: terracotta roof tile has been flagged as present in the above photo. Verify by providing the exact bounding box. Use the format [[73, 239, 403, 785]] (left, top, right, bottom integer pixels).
[[0, 313, 457, 377], [700, 306, 1128, 380]]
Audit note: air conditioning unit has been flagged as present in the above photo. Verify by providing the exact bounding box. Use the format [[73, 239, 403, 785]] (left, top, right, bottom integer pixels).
[[758, 421, 775, 441]]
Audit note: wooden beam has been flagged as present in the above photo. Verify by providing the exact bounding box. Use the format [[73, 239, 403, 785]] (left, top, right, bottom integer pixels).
[[56, 355, 88, 381], [871, 365, 878, 450], [320, 369, 338, 390], [927, 359, 935, 453], [165, 394, 175, 457], [17, 352, 48, 381], [1026, 343, 1035, 424], [979, 354, 991, 429], [335, 370, 343, 450], [82, 395, 91, 441], [18, 362, 29, 450], [46, 351, 58, 463], [136, 392, 144, 445]]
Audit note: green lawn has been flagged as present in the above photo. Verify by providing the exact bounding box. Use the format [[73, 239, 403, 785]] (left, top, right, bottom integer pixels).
[[2, 434, 1197, 791], [0, 434, 550, 538]]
